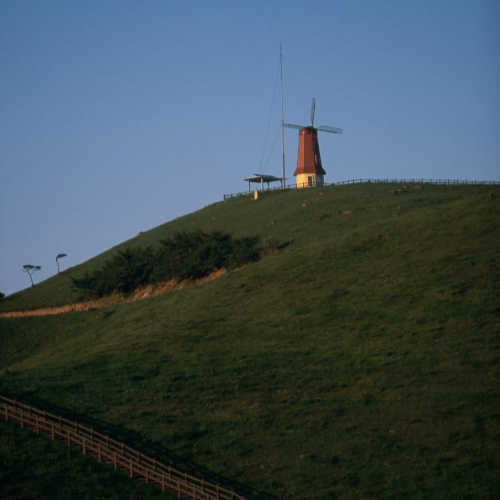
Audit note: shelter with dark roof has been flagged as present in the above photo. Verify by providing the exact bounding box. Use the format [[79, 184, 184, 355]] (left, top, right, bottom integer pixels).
[[243, 174, 282, 192]]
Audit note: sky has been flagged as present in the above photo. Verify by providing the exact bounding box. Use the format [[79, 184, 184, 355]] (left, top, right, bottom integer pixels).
[[1, 0, 499, 296]]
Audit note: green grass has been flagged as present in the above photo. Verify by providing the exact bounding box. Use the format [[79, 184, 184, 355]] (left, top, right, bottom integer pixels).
[[0, 420, 175, 499], [1, 183, 499, 498]]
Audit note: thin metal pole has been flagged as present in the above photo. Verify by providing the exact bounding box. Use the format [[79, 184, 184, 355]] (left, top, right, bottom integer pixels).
[[280, 43, 286, 190]]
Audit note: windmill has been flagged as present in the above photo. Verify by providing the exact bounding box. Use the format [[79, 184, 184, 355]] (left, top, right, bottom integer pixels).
[[285, 98, 343, 188]]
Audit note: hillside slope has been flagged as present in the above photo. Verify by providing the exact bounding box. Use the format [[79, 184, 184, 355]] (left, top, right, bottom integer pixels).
[[1, 184, 499, 498]]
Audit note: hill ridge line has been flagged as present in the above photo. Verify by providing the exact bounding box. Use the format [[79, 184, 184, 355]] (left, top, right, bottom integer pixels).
[[223, 177, 500, 199]]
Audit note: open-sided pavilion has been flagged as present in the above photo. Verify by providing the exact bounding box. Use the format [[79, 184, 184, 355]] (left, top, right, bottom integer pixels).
[[243, 173, 282, 192]]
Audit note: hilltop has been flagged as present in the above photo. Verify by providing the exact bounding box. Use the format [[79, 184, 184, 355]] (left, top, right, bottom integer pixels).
[[1, 183, 499, 498]]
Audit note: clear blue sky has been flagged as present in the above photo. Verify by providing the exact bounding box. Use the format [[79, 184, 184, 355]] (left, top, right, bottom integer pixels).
[[1, 0, 499, 296]]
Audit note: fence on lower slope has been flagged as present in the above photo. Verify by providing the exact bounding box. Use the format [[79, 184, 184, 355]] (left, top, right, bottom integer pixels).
[[223, 177, 500, 200], [0, 395, 245, 500]]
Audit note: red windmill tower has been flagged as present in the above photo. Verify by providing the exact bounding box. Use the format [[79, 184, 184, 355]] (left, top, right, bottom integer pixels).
[[285, 98, 343, 188]]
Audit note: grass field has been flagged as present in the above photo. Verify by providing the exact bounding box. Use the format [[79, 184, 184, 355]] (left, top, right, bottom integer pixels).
[[0, 420, 175, 499], [1, 183, 499, 498]]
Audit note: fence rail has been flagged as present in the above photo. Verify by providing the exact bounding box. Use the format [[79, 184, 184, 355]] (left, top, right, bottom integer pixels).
[[1, 395, 245, 500], [223, 177, 500, 200]]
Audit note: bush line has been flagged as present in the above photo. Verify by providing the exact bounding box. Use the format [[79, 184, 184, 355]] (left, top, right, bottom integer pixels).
[[72, 230, 261, 298]]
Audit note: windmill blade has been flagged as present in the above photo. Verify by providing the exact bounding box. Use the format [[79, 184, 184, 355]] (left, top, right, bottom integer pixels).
[[310, 97, 316, 126], [284, 122, 306, 130], [317, 125, 344, 134]]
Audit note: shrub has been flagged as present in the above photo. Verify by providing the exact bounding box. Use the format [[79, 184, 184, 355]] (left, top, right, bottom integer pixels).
[[72, 231, 260, 298]]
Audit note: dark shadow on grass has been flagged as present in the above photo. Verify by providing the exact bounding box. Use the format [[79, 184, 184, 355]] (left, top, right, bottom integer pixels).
[[4, 390, 280, 500]]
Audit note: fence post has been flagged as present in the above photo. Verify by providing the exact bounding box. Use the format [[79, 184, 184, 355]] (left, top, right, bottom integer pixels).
[[20, 408, 24, 428], [51, 423, 55, 440], [113, 452, 117, 471], [67, 429, 70, 447], [161, 474, 165, 492], [129, 459, 133, 478], [82, 438, 86, 455], [98, 443, 101, 462], [4, 404, 8, 422]]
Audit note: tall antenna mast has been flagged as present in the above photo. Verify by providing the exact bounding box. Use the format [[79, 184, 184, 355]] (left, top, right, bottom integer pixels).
[[280, 43, 286, 190]]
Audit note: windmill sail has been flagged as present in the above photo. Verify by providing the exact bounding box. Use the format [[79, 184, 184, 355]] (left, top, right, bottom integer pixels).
[[284, 122, 307, 130], [317, 125, 343, 134]]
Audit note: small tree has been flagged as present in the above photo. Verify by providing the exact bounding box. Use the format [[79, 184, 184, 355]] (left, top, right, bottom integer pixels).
[[22, 264, 41, 287], [56, 253, 67, 273], [0, 292, 5, 300]]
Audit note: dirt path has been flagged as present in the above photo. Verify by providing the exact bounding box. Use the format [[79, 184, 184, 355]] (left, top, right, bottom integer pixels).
[[0, 268, 227, 319]]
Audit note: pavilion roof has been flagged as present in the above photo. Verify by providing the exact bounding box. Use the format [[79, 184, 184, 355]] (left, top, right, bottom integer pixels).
[[243, 173, 282, 183]]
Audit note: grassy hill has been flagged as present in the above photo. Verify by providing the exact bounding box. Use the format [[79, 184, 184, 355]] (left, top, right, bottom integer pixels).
[[1, 183, 499, 498]]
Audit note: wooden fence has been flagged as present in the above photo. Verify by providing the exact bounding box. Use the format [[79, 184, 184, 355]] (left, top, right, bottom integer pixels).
[[1, 395, 245, 500], [223, 177, 500, 200]]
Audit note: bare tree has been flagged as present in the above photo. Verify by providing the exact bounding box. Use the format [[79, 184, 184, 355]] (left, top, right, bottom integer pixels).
[[56, 253, 67, 273], [22, 264, 41, 287]]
